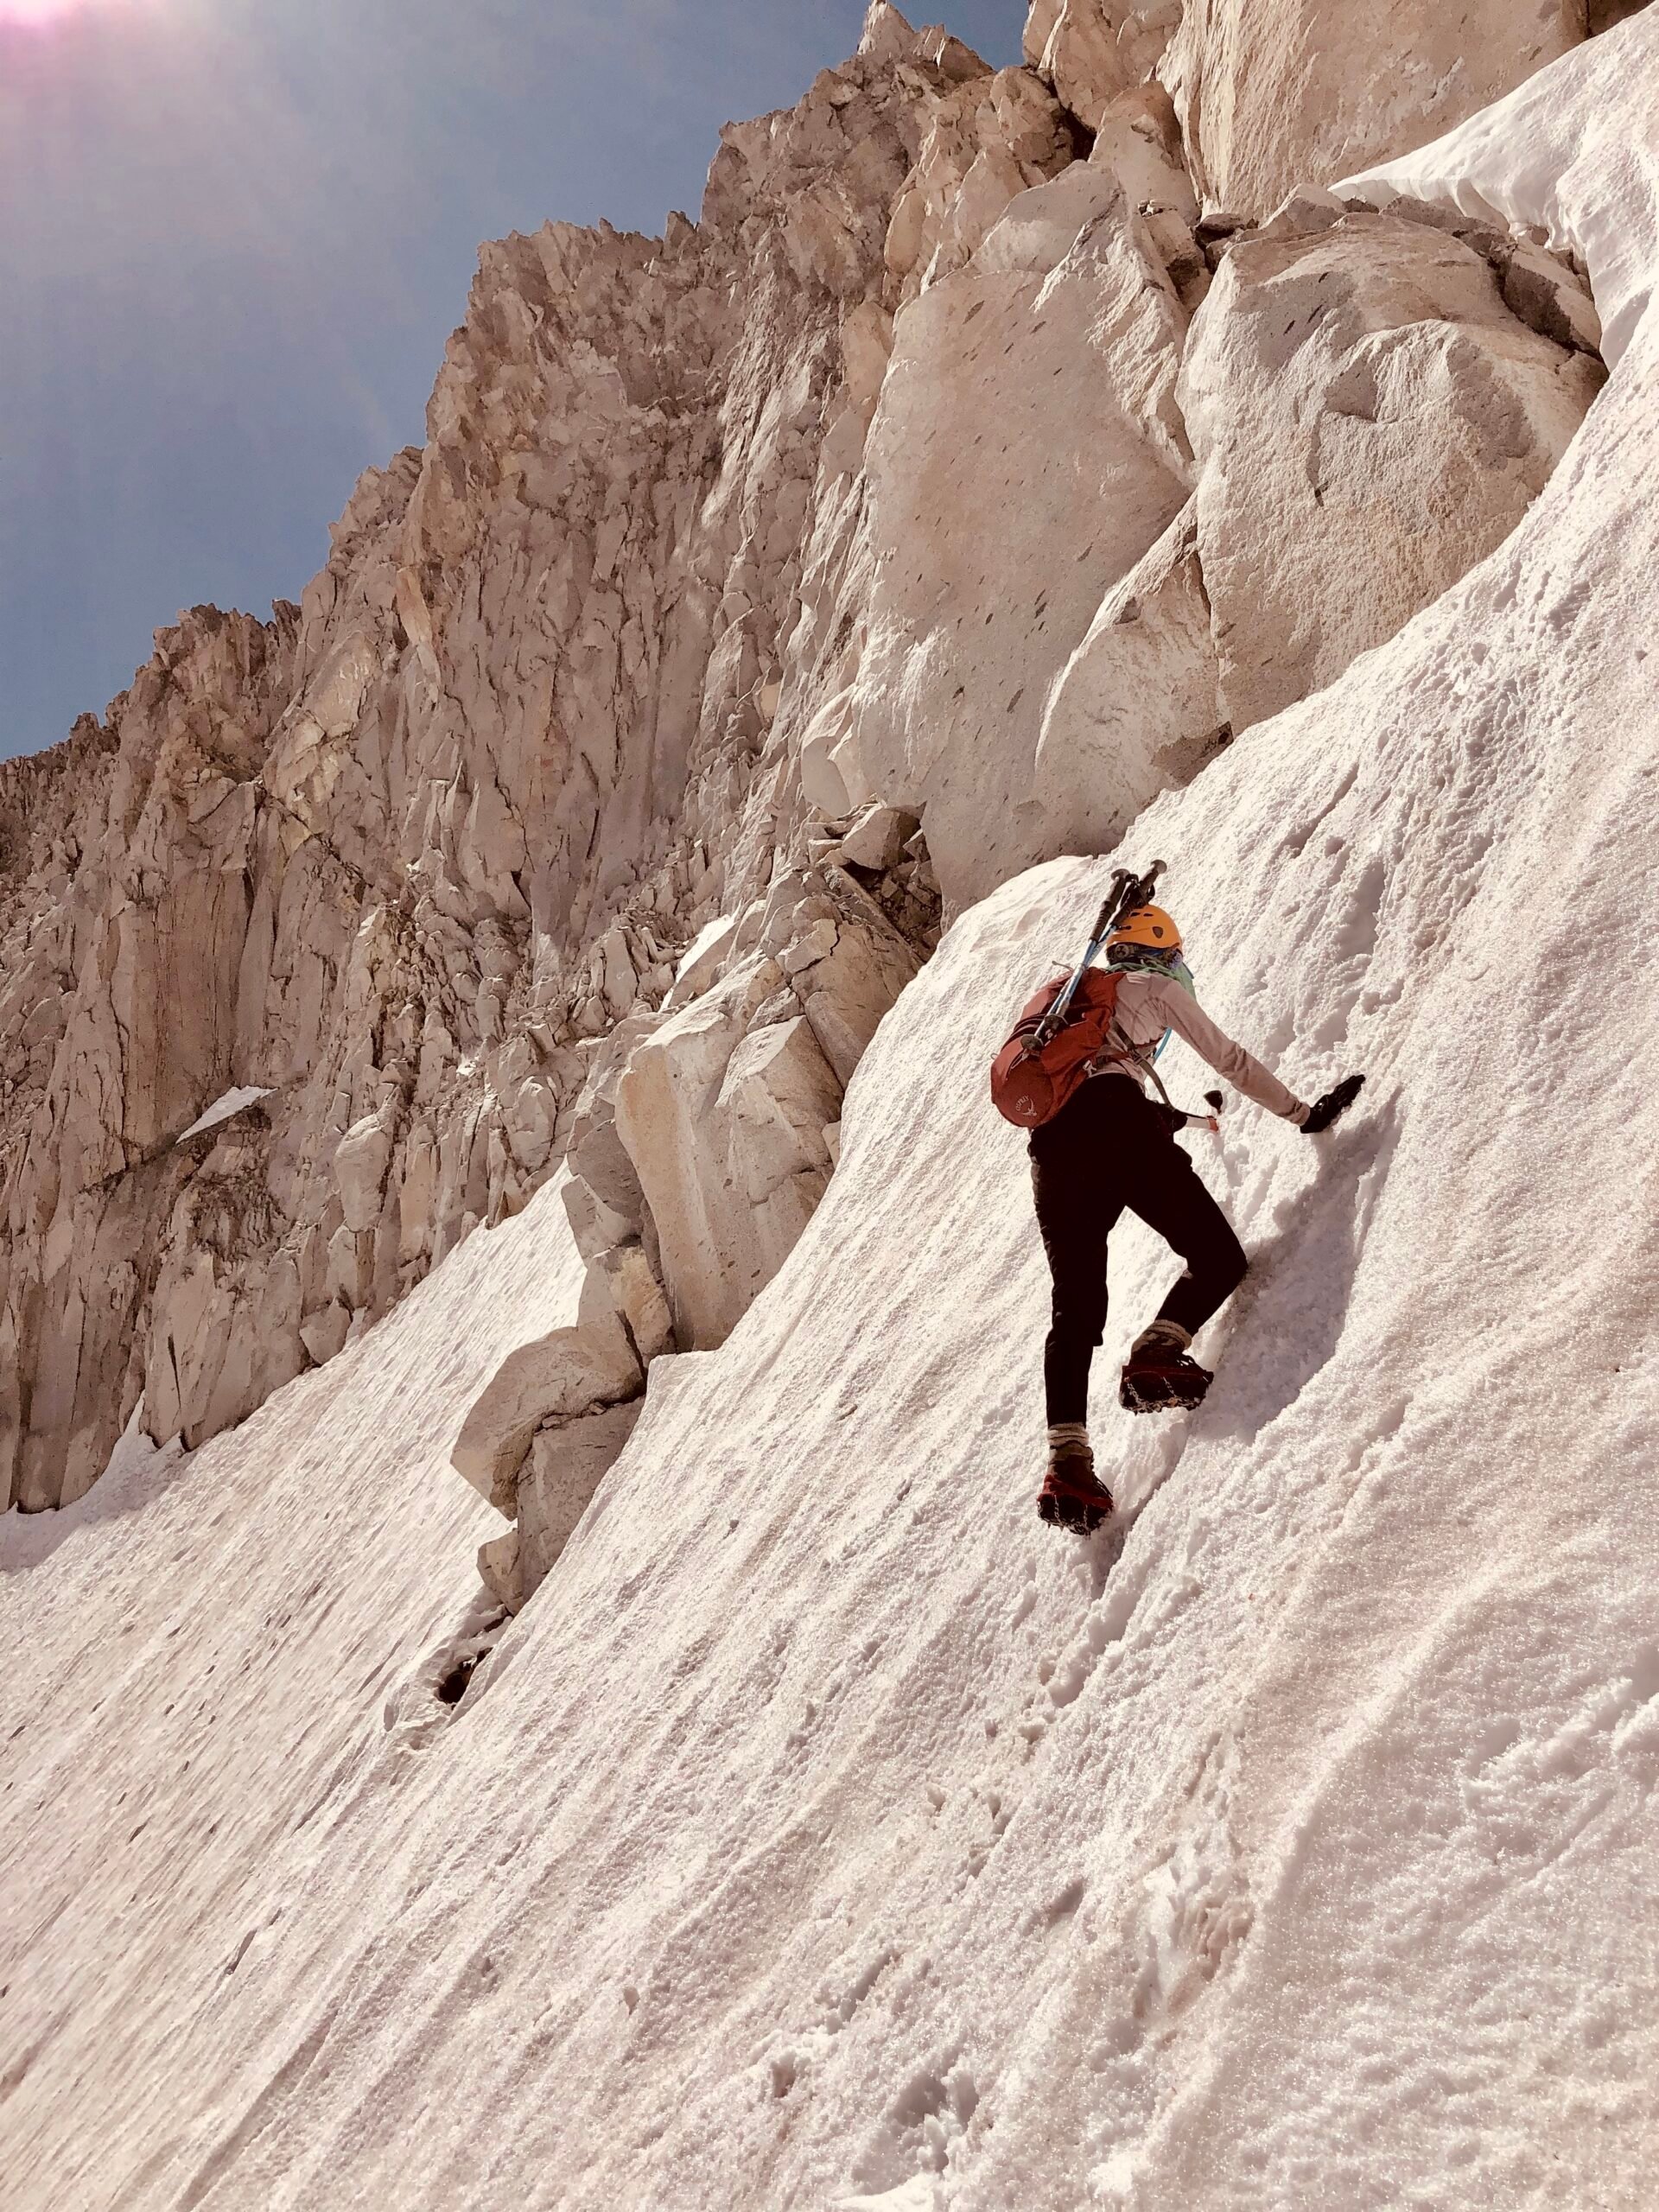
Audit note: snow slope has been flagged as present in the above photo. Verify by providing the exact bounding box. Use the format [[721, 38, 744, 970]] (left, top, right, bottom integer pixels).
[[5, 21, 1659, 2210], [0, 1175, 587, 2200]]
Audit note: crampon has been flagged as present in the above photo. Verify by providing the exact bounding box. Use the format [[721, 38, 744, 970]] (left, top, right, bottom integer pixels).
[[1119, 1346, 1212, 1415], [1038, 1452, 1115, 1535]]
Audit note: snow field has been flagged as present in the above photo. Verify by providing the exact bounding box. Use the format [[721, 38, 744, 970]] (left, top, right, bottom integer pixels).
[[0, 1173, 586, 2208], [3, 18, 1659, 2209]]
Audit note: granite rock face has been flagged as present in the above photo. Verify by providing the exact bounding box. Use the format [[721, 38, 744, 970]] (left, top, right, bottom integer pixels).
[[1033, 502, 1228, 864], [1022, 1, 1588, 217], [0, 8, 964, 1511], [1, 3, 1602, 1522], [1182, 202, 1605, 736], [1158, 0, 1583, 218], [823, 99, 1204, 911], [0, 609, 299, 1509], [1023, 0, 1182, 129]]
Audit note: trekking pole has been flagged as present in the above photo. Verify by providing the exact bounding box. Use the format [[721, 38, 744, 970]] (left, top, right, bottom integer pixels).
[[1035, 861, 1166, 1045]]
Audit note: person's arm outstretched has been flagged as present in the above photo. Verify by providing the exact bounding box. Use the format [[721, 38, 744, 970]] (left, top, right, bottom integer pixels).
[[1139, 976, 1308, 1122], [1137, 977, 1367, 1135]]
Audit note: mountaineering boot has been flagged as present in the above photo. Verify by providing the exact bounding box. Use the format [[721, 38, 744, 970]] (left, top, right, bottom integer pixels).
[[1120, 1321, 1213, 1415], [1038, 1428, 1114, 1535]]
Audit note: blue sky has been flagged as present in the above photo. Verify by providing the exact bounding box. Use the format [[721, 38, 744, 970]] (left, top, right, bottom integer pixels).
[[0, 0, 1022, 760]]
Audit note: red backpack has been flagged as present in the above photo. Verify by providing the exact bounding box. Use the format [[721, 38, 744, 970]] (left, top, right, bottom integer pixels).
[[990, 968, 1125, 1128]]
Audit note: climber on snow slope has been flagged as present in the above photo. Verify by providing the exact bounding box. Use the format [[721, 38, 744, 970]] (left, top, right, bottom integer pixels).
[[1029, 903, 1363, 1535]]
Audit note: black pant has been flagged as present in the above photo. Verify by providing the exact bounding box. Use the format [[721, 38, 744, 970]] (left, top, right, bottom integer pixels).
[[1031, 1077, 1248, 1427]]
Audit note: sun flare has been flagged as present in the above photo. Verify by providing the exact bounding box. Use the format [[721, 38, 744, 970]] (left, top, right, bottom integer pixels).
[[0, 0, 134, 22]]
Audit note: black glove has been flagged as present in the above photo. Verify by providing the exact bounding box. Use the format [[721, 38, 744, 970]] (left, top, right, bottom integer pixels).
[[1302, 1074, 1365, 1135]]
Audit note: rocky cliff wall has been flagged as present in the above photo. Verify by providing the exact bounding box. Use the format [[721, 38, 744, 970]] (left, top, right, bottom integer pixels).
[[1, 10, 982, 1511], [0, 0, 1619, 1516]]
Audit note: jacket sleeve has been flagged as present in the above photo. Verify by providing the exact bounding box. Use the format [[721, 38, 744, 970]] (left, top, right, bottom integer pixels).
[[1144, 980, 1309, 1123]]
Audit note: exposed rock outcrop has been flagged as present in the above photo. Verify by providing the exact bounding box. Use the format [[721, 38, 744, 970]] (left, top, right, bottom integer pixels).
[[1159, 1, 1583, 217], [1023, 0, 1182, 128], [507, 1399, 645, 1607], [1, 608, 299, 1508], [824, 103, 1202, 910], [452, 840, 929, 1604], [613, 866, 919, 1351], [454, 1307, 642, 1518], [1182, 200, 1605, 734]]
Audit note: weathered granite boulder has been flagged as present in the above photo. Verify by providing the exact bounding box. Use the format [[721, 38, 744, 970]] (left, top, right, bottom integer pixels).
[[518, 1399, 645, 1597], [610, 873, 918, 1350], [613, 958, 821, 1351], [821, 802, 919, 878], [1344, 192, 1605, 359], [1180, 207, 1605, 734], [451, 1311, 641, 1516], [585, 1240, 676, 1367], [478, 1398, 645, 1611], [1033, 502, 1227, 861]]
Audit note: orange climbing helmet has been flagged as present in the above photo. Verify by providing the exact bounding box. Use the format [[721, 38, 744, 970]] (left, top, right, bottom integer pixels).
[[1107, 904, 1182, 953]]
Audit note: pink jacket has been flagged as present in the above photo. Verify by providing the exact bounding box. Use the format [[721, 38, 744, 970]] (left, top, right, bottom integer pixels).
[[1103, 972, 1309, 1125]]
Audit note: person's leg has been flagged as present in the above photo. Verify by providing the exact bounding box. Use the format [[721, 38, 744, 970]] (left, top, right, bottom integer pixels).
[[1032, 1149, 1121, 1428], [1123, 1135, 1248, 1341]]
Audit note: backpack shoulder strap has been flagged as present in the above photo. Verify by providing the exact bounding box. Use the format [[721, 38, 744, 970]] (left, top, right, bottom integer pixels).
[[1087, 973, 1180, 1109]]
